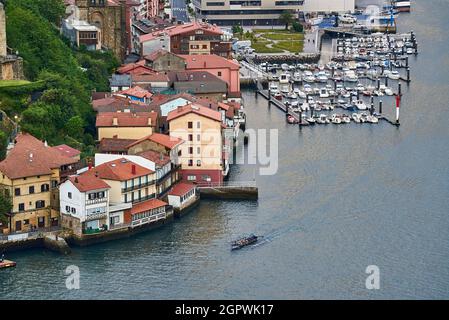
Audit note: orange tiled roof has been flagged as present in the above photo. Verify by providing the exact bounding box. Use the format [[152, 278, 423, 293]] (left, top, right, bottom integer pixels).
[[178, 54, 239, 70], [168, 182, 196, 196], [86, 158, 153, 181], [0, 133, 78, 179], [137, 150, 171, 167], [165, 21, 223, 37], [129, 198, 167, 215], [96, 112, 158, 127], [117, 86, 153, 99], [166, 103, 222, 123], [126, 133, 183, 150], [69, 174, 110, 192], [52, 144, 81, 158]]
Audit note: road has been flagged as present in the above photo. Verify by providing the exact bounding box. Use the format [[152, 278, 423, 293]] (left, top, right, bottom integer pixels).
[[171, 0, 189, 23]]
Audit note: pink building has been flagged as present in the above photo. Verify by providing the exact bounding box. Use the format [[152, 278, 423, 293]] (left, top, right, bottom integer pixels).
[[178, 54, 241, 98]]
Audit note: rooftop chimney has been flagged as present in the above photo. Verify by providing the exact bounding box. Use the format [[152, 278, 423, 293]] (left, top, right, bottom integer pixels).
[[74, 177, 79, 183], [131, 164, 136, 175], [113, 117, 118, 126]]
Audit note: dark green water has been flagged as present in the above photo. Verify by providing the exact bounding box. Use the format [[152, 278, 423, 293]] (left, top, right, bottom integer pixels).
[[1, 0, 449, 299]]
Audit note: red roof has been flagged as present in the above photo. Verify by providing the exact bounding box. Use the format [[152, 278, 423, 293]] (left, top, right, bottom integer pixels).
[[117, 64, 154, 75], [69, 175, 110, 192], [144, 49, 170, 62], [168, 182, 196, 196], [99, 138, 137, 153], [129, 198, 167, 215], [178, 54, 239, 70], [137, 150, 171, 167], [117, 86, 153, 99], [165, 21, 223, 37], [139, 31, 164, 43], [96, 112, 158, 127], [132, 73, 170, 83], [127, 133, 183, 150], [166, 103, 222, 123], [52, 144, 81, 158], [86, 158, 154, 181], [0, 133, 78, 179]]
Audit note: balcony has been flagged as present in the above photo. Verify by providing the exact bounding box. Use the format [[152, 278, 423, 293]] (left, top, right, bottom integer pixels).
[[86, 198, 107, 206], [84, 212, 107, 222], [121, 180, 155, 193], [131, 193, 156, 204]]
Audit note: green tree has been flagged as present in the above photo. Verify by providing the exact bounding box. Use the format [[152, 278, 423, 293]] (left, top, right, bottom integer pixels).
[[292, 21, 303, 33], [280, 11, 294, 30], [65, 116, 84, 140], [6, 0, 65, 25], [0, 131, 8, 161], [0, 191, 12, 227]]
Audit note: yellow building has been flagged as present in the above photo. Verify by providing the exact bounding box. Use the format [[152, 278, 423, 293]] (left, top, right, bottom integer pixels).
[[95, 111, 158, 140], [0, 133, 79, 233], [167, 104, 224, 185]]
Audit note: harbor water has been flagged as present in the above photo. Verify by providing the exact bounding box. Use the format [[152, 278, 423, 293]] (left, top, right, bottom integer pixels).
[[1, 0, 449, 299]]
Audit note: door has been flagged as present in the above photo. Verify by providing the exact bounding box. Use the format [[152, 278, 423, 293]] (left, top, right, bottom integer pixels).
[[38, 217, 45, 228], [15, 220, 22, 232]]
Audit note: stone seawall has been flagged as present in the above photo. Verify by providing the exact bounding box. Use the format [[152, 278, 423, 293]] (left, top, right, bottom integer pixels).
[[67, 215, 174, 247], [199, 187, 258, 200]]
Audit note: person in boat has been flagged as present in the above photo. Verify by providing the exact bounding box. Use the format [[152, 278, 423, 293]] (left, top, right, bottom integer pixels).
[[0, 254, 4, 263]]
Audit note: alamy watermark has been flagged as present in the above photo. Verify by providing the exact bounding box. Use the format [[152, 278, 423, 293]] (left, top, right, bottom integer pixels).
[[170, 128, 279, 176], [65, 265, 80, 290], [365, 265, 380, 290]]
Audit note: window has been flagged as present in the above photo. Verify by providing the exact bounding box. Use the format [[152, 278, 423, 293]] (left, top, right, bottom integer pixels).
[[18, 203, 25, 211], [188, 159, 193, 166], [36, 200, 45, 209], [202, 175, 211, 181], [188, 134, 193, 141], [66, 206, 70, 213], [71, 207, 76, 214], [68, 192, 72, 199], [202, 45, 208, 49], [197, 134, 201, 141], [197, 121, 201, 129], [187, 175, 196, 181], [197, 160, 201, 167], [51, 180, 58, 188], [41, 184, 49, 192], [197, 147, 201, 154], [24, 219, 30, 225], [188, 121, 193, 129], [218, 71, 222, 76], [29, 186, 35, 194], [189, 147, 193, 154], [178, 150, 182, 156], [14, 188, 20, 196]]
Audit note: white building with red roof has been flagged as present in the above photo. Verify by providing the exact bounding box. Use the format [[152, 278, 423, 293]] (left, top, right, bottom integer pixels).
[[59, 174, 112, 235], [167, 182, 199, 215]]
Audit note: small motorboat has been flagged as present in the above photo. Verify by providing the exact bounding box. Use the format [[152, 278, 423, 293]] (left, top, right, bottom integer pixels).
[[306, 116, 316, 125], [367, 115, 379, 123], [354, 100, 368, 110], [0, 258, 16, 269], [274, 91, 283, 100], [342, 115, 351, 123], [231, 234, 258, 250], [384, 88, 394, 96], [388, 70, 400, 80], [332, 116, 342, 124], [352, 113, 361, 123]]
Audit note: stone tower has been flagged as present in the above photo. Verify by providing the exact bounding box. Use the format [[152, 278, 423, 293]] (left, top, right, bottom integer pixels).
[[0, 1, 24, 80], [0, 2, 7, 57]]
